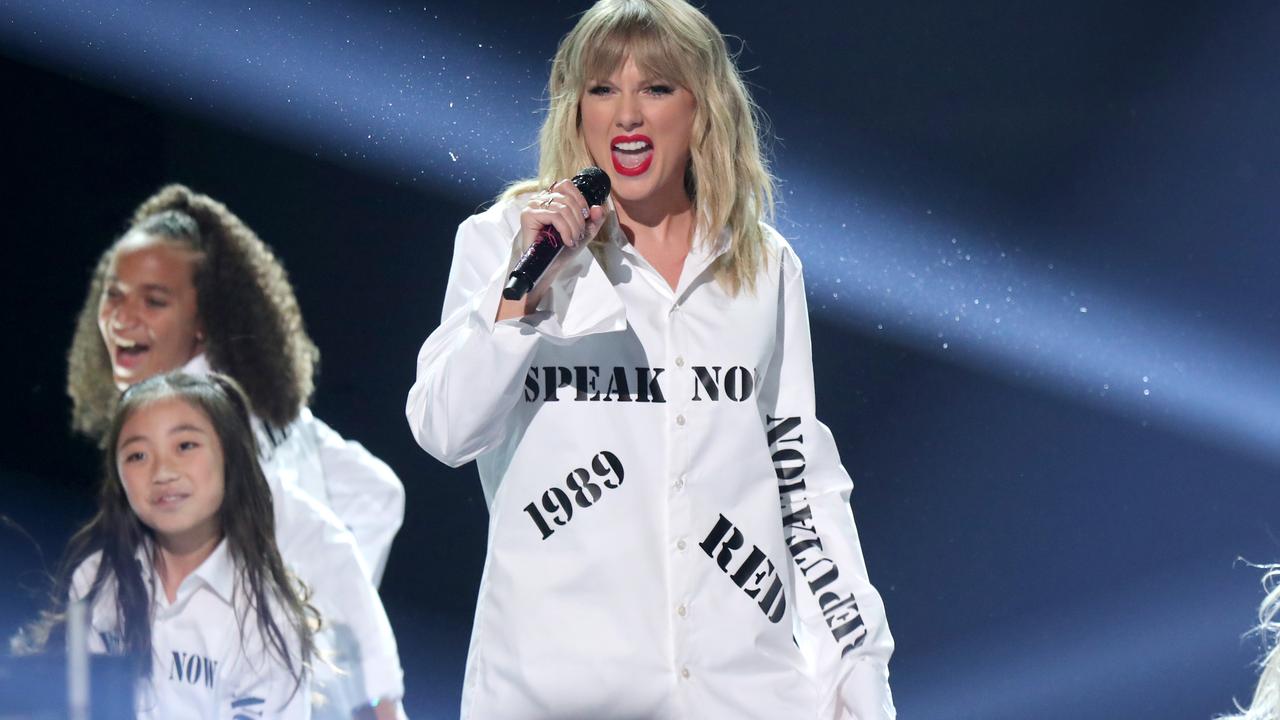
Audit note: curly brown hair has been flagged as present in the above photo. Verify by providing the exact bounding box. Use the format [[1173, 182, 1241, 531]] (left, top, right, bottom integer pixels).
[[67, 184, 318, 440]]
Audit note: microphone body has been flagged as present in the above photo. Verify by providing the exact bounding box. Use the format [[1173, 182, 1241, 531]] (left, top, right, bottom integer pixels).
[[503, 167, 611, 301]]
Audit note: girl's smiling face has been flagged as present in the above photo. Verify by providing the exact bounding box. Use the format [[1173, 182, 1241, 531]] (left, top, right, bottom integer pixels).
[[97, 233, 205, 391], [116, 396, 225, 551]]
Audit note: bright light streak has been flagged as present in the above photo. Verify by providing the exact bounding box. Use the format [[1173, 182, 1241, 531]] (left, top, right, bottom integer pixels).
[[772, 176, 1280, 464], [0, 0, 545, 196], [3, 0, 1277, 463]]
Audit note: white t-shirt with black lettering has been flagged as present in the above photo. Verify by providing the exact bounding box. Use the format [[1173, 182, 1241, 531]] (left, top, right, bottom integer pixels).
[[407, 198, 896, 720], [71, 540, 310, 719]]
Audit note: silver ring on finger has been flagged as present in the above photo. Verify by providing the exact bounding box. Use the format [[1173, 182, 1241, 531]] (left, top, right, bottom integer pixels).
[[580, 207, 590, 220]]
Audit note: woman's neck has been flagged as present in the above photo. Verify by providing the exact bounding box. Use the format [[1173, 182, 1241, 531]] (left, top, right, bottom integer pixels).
[[612, 189, 696, 246], [613, 195, 697, 291], [153, 530, 222, 604]]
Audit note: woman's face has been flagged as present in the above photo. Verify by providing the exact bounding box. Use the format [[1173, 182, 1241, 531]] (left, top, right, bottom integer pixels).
[[580, 54, 697, 209], [117, 397, 225, 551], [97, 234, 204, 390]]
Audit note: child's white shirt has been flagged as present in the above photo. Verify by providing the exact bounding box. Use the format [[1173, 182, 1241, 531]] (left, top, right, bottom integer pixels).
[[70, 539, 311, 719]]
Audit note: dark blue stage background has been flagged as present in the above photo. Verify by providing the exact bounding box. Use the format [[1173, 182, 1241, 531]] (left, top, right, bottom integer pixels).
[[2, 2, 1278, 718]]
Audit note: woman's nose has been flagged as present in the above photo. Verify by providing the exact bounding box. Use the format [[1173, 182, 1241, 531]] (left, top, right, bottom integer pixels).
[[615, 94, 643, 131], [110, 298, 141, 330]]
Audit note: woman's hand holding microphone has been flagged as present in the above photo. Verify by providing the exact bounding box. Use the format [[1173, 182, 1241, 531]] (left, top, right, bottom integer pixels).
[[496, 168, 610, 321]]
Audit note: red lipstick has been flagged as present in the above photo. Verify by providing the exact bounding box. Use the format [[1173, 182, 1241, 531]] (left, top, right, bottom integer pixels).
[[611, 134, 654, 177]]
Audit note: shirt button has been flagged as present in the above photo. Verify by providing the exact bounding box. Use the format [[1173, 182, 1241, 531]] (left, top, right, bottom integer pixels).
[[675, 356, 685, 367], [676, 538, 687, 551], [676, 414, 686, 426], [677, 604, 688, 617], [681, 667, 691, 679], [673, 475, 686, 491]]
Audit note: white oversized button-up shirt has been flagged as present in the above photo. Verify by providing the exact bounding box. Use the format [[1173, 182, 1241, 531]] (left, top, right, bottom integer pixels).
[[71, 540, 310, 719], [407, 199, 895, 719]]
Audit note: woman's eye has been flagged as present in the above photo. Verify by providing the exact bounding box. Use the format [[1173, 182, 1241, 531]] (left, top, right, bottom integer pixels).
[[123, 451, 146, 463], [104, 288, 123, 302], [177, 440, 200, 452], [145, 297, 169, 309], [647, 84, 674, 96], [587, 85, 613, 96]]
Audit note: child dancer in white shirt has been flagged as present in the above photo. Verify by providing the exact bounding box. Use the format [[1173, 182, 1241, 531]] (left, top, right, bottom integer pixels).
[[65, 185, 405, 718], [23, 372, 315, 718]]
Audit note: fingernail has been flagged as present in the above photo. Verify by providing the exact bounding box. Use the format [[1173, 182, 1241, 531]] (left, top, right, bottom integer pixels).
[[581, 207, 589, 220]]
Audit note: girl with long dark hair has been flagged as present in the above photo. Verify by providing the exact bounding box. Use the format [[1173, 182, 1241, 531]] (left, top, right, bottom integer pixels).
[[23, 372, 315, 717], [66, 185, 405, 718]]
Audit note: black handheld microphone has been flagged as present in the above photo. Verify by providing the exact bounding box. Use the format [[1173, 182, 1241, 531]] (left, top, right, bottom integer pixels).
[[503, 166, 611, 301]]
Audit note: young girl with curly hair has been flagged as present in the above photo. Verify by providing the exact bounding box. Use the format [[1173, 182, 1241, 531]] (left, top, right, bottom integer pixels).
[[24, 372, 316, 718], [66, 185, 405, 719]]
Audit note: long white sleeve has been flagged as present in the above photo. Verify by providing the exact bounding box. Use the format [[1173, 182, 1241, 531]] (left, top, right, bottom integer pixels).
[[269, 476, 404, 707], [301, 409, 405, 585], [406, 200, 626, 468], [756, 240, 896, 720]]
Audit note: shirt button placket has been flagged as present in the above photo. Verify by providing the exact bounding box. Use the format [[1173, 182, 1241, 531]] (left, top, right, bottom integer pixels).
[[668, 296, 694, 690]]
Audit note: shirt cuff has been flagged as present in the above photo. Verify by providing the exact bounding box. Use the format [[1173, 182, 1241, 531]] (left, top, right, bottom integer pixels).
[[470, 236, 627, 345], [360, 650, 406, 705], [839, 659, 896, 720]]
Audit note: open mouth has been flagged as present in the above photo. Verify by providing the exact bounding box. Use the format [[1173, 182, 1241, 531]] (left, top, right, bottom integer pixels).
[[113, 338, 151, 370], [611, 134, 654, 177]]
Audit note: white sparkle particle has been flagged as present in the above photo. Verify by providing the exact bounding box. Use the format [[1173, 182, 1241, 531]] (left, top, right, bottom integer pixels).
[[1079, 306, 1088, 313]]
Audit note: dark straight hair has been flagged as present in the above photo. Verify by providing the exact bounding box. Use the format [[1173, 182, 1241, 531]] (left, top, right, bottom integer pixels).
[[17, 372, 316, 696]]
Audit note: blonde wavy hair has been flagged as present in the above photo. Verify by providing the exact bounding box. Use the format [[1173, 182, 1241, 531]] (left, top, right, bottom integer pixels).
[[504, 0, 775, 294], [1224, 565, 1280, 719]]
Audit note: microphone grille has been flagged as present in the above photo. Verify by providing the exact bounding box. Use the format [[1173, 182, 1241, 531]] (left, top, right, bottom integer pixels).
[[572, 166, 612, 206]]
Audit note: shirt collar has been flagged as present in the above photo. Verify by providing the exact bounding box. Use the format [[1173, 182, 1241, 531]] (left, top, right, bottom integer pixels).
[[181, 352, 213, 376], [134, 536, 237, 606], [601, 199, 732, 297], [180, 351, 281, 453]]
